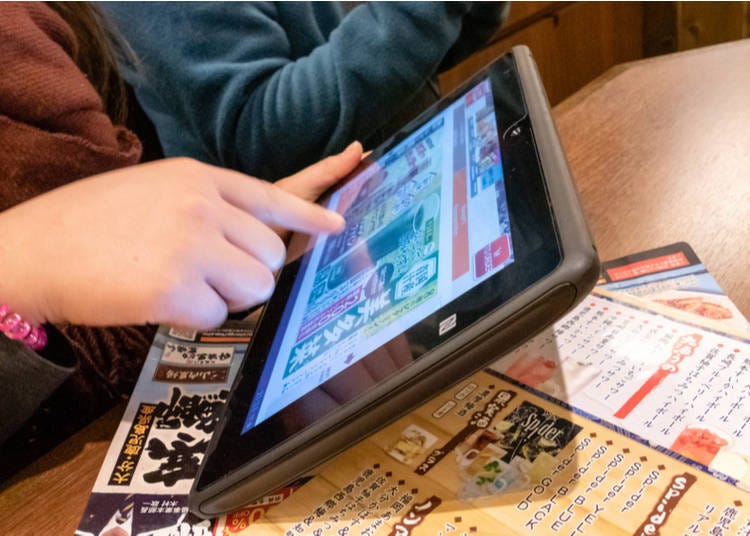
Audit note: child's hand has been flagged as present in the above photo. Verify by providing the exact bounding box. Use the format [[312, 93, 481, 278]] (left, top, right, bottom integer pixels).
[[0, 155, 356, 330], [274, 141, 363, 241]]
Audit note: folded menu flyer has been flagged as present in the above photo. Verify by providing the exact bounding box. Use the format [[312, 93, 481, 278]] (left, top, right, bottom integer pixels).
[[75, 243, 750, 536]]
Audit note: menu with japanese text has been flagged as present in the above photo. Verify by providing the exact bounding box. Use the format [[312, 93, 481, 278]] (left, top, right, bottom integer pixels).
[[76, 244, 750, 536]]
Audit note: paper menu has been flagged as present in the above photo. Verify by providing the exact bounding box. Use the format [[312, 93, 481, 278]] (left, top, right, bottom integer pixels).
[[75, 244, 750, 535], [76, 322, 254, 535], [491, 289, 750, 488], [226, 370, 750, 536], [236, 289, 750, 535], [597, 242, 750, 331]]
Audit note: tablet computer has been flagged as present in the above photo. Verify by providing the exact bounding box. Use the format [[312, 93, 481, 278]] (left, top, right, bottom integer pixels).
[[190, 45, 599, 517]]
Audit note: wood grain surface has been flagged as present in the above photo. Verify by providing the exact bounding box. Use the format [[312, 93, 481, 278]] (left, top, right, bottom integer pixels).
[[1, 39, 749, 535], [555, 39, 750, 317], [0, 402, 124, 534]]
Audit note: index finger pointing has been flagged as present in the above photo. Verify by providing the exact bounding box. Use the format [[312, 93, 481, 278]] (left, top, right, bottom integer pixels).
[[217, 172, 345, 235]]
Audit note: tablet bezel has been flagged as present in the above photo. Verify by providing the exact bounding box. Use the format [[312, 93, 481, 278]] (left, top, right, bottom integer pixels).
[[190, 45, 599, 516]]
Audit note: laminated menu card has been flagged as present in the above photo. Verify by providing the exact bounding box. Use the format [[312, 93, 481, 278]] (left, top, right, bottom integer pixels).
[[77, 244, 750, 536]]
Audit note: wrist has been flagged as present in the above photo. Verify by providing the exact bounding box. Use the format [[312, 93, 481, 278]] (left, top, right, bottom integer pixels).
[[0, 304, 47, 351]]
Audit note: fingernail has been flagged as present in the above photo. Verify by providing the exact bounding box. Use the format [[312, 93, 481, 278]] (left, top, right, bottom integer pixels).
[[346, 141, 362, 152]]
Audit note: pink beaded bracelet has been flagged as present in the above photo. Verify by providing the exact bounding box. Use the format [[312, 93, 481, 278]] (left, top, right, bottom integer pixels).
[[0, 304, 47, 351]]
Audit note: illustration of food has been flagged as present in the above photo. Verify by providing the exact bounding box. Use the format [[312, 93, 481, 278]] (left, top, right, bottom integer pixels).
[[392, 431, 426, 459], [670, 426, 730, 466], [388, 424, 437, 464], [527, 451, 557, 484], [504, 354, 557, 387], [654, 297, 733, 320], [710, 450, 750, 483]]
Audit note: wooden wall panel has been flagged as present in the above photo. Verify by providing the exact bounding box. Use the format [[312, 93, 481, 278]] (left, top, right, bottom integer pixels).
[[677, 2, 749, 49], [439, 2, 644, 105], [645, 1, 750, 56]]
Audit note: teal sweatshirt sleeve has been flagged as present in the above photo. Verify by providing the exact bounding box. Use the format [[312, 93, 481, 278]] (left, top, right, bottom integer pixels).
[[103, 2, 506, 181]]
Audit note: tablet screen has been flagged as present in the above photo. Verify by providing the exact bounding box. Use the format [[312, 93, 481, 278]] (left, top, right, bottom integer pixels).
[[192, 50, 598, 511], [242, 78, 513, 432]]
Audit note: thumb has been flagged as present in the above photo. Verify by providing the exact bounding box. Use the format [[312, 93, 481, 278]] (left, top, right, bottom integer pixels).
[[276, 141, 364, 202]]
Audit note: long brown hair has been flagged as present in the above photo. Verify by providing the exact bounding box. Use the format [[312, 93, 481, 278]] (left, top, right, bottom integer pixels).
[[46, 2, 128, 124]]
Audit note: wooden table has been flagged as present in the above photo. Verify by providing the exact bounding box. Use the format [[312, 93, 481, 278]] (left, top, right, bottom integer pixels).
[[2, 39, 749, 535], [555, 39, 750, 316]]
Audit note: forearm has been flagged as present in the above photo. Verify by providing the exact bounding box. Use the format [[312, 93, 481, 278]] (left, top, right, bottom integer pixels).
[[103, 2, 478, 180], [235, 2, 479, 179]]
